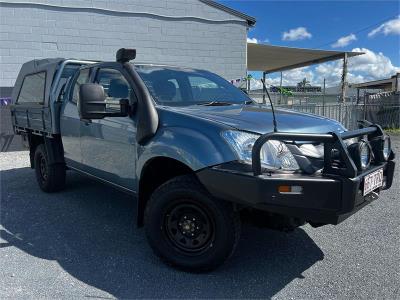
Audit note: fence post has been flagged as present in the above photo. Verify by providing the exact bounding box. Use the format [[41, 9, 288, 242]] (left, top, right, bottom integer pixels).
[[363, 93, 367, 120], [322, 78, 326, 116], [341, 53, 348, 103]]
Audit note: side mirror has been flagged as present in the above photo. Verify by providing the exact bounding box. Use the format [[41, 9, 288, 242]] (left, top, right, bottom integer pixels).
[[78, 83, 129, 119]]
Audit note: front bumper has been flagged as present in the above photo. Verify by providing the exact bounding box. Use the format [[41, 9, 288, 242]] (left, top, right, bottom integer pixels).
[[197, 160, 395, 225]]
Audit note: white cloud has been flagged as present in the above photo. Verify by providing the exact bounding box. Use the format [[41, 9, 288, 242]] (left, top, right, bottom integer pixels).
[[368, 16, 400, 37], [331, 33, 357, 48], [315, 48, 400, 86], [253, 48, 399, 89], [247, 37, 258, 44], [261, 67, 315, 88], [282, 27, 312, 41]]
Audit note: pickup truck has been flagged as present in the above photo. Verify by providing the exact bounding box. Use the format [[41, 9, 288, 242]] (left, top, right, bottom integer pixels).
[[10, 49, 395, 272]]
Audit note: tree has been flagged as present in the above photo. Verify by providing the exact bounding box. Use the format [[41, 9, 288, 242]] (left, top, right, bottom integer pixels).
[[297, 78, 311, 92]]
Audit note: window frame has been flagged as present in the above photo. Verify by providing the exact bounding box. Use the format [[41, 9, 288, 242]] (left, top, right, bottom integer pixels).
[[16, 71, 47, 105]]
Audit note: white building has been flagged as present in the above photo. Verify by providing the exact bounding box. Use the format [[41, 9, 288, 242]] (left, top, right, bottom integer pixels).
[[0, 0, 255, 96]]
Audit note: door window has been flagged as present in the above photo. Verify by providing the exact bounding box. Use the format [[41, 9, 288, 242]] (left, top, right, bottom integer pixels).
[[94, 68, 132, 101], [71, 68, 90, 104]]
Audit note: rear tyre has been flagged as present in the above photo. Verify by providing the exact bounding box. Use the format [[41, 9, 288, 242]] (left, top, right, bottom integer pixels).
[[144, 175, 241, 272], [34, 144, 66, 192]]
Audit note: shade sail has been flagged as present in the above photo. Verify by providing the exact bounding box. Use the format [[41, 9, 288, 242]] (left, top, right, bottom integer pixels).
[[247, 43, 363, 73]]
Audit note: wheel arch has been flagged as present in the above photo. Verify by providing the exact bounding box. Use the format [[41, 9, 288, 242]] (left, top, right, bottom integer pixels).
[[28, 133, 65, 168], [137, 156, 194, 226]]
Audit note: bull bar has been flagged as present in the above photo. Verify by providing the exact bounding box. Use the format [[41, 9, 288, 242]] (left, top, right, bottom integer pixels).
[[251, 125, 389, 177]]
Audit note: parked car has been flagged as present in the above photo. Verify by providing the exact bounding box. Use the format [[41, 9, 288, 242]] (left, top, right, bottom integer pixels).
[[10, 49, 395, 272]]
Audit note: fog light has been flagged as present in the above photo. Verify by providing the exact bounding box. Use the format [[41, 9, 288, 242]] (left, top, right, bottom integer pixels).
[[359, 140, 371, 169], [348, 141, 372, 170], [278, 185, 303, 194], [383, 136, 391, 161]]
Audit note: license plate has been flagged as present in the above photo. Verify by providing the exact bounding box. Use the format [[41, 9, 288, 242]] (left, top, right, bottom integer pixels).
[[363, 168, 383, 196]]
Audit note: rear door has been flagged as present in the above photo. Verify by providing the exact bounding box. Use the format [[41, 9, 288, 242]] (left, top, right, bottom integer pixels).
[[80, 65, 138, 191]]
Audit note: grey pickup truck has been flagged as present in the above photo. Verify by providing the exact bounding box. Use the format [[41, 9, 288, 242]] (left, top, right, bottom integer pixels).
[[10, 49, 395, 272]]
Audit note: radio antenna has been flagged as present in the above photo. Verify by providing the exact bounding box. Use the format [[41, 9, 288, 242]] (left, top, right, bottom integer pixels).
[[261, 78, 278, 132]]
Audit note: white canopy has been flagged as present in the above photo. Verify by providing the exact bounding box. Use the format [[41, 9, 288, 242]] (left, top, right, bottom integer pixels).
[[247, 43, 363, 73]]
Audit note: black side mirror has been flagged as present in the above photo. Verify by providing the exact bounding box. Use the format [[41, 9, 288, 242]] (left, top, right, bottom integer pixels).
[[78, 83, 129, 119]]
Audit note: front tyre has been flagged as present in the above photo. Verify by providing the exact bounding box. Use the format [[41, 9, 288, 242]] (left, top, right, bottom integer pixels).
[[144, 175, 241, 272], [34, 144, 66, 193]]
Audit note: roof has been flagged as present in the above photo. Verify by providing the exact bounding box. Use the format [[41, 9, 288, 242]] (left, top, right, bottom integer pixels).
[[350, 74, 399, 91], [247, 43, 364, 73], [199, 0, 256, 26]]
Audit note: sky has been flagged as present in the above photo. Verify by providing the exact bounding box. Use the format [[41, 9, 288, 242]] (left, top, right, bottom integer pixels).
[[219, 0, 400, 88]]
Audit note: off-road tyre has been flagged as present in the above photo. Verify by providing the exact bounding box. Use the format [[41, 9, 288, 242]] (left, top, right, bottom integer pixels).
[[34, 144, 66, 192], [144, 175, 241, 272]]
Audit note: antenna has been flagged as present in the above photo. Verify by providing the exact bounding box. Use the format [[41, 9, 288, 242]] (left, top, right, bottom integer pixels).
[[261, 78, 278, 132]]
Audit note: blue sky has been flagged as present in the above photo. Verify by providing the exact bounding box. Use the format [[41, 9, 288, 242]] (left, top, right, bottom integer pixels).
[[219, 0, 399, 87]]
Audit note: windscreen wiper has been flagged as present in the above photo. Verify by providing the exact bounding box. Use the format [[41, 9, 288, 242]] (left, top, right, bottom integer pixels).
[[196, 101, 233, 106]]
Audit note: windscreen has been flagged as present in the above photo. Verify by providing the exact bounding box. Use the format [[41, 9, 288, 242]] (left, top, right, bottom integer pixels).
[[135, 65, 250, 106]]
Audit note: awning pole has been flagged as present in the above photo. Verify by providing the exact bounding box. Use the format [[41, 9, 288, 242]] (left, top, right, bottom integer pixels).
[[263, 71, 266, 104], [341, 53, 348, 103]]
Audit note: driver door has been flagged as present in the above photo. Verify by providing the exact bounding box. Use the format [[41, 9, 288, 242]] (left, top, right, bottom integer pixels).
[[80, 66, 137, 191]]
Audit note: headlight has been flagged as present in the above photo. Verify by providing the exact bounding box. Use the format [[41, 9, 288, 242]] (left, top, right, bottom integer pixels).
[[298, 144, 324, 158], [222, 131, 300, 171]]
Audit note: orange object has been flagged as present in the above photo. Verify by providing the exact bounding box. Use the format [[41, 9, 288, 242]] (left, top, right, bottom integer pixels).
[[278, 185, 291, 193]]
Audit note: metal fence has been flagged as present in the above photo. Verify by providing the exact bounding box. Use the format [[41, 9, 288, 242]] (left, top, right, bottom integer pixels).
[[249, 91, 400, 130], [274, 103, 399, 130]]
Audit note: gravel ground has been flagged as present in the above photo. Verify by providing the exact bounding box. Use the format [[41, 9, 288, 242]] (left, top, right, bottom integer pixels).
[[1, 136, 399, 299]]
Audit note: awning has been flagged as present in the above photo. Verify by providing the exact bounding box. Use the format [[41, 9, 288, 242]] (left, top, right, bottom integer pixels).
[[247, 43, 363, 73]]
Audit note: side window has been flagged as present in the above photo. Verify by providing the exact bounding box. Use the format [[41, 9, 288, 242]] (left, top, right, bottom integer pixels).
[[71, 68, 90, 104], [17, 72, 46, 104], [94, 68, 131, 102]]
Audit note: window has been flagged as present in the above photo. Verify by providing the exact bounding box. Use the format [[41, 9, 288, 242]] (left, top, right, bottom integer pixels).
[[17, 72, 46, 104], [188, 76, 219, 101], [94, 68, 131, 101], [72, 68, 90, 104], [135, 66, 250, 106], [166, 79, 182, 101]]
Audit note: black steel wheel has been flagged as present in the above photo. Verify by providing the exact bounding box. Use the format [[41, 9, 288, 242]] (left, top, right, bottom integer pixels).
[[39, 155, 48, 182], [145, 175, 241, 272], [34, 144, 66, 193], [164, 202, 215, 254]]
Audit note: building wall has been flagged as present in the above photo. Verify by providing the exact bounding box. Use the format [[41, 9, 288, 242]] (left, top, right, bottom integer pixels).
[[0, 0, 248, 92]]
